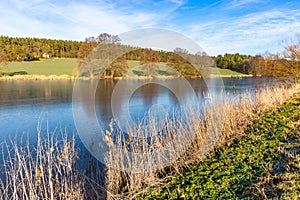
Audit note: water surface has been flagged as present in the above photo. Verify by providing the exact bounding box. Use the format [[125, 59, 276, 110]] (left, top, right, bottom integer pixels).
[[0, 77, 276, 140]]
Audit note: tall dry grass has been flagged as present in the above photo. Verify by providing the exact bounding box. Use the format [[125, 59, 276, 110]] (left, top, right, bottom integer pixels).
[[0, 126, 86, 200], [104, 83, 300, 199]]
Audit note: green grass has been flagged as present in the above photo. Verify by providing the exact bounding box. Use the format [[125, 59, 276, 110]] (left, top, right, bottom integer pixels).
[[3, 58, 77, 76], [140, 94, 300, 199], [2, 59, 245, 77], [127, 60, 246, 77], [209, 67, 246, 76], [127, 60, 168, 70], [126, 60, 176, 77]]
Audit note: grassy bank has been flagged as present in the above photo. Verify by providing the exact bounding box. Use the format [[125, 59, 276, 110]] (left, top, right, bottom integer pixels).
[[127, 60, 248, 77], [103, 84, 299, 199], [1, 59, 247, 79], [140, 93, 300, 199]]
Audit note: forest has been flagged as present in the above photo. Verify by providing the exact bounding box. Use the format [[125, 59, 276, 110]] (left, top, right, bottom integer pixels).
[[0, 36, 82, 61]]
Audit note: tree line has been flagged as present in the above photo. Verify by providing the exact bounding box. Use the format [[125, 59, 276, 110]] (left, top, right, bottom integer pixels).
[[213, 49, 300, 82], [214, 53, 252, 73], [0, 35, 82, 62], [76, 33, 212, 78]]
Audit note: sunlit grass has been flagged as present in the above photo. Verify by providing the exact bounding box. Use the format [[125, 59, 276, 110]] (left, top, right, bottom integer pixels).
[[4, 58, 77, 76], [3, 59, 245, 77], [127, 60, 246, 77], [209, 67, 246, 75]]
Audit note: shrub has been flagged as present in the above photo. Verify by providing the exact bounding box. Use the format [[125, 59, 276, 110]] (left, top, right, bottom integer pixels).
[[7, 71, 28, 76]]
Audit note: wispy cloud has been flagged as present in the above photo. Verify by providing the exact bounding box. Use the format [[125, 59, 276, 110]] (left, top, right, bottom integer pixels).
[[226, 0, 267, 9], [0, 0, 180, 40], [0, 0, 299, 55], [186, 8, 300, 55]]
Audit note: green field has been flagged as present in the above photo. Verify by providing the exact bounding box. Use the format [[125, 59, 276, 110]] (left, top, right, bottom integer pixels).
[[4, 58, 77, 76], [127, 60, 246, 77], [210, 67, 245, 76], [2, 59, 245, 77], [126, 60, 178, 77]]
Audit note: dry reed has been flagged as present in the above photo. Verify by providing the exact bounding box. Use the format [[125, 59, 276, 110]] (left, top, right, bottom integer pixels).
[[0, 126, 85, 200], [104, 83, 300, 199]]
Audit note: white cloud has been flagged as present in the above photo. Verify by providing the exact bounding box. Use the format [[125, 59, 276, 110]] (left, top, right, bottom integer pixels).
[[226, 0, 267, 9], [0, 0, 178, 40], [185, 9, 300, 55], [0, 0, 299, 56], [167, 0, 186, 6]]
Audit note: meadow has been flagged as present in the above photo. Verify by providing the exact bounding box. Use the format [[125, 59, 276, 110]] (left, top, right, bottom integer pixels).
[[3, 58, 78, 76], [2, 59, 246, 78], [124, 60, 245, 77]]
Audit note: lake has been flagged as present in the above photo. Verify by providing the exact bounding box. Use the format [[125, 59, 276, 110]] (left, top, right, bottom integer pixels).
[[0, 77, 277, 141], [0, 76, 281, 174]]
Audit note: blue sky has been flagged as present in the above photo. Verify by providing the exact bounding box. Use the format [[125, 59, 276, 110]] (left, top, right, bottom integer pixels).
[[1, 0, 300, 55]]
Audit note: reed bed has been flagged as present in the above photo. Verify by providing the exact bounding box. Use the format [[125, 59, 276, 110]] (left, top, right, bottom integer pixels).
[[0, 127, 85, 199], [104, 84, 300, 199]]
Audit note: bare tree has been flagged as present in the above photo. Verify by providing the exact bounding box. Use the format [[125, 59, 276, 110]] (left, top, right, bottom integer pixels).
[[282, 35, 300, 83], [140, 49, 160, 77], [196, 51, 208, 56], [173, 48, 189, 54], [0, 50, 8, 75], [97, 33, 120, 44], [77, 33, 123, 77]]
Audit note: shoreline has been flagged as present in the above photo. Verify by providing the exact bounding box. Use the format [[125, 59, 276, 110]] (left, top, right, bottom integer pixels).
[[0, 74, 254, 81], [141, 91, 300, 199]]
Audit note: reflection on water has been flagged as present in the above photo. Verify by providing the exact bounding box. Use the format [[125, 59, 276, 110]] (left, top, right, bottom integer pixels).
[[128, 83, 179, 121], [0, 77, 277, 139], [0, 80, 73, 106], [0, 80, 74, 140]]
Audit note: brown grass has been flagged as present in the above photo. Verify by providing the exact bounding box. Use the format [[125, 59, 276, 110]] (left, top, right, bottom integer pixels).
[[0, 126, 85, 200]]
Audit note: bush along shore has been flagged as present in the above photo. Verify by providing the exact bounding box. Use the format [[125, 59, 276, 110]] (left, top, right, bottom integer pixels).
[[0, 74, 75, 80], [139, 91, 300, 199], [0, 73, 253, 81]]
